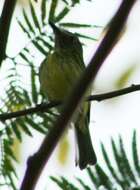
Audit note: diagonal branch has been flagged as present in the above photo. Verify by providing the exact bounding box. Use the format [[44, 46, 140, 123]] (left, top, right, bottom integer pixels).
[[0, 84, 140, 121], [0, 0, 17, 66], [20, 1, 137, 190]]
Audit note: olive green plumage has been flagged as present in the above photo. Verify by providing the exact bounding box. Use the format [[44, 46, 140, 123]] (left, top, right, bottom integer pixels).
[[39, 22, 96, 169]]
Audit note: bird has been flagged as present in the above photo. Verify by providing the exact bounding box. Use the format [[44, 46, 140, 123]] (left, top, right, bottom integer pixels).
[[39, 22, 97, 169]]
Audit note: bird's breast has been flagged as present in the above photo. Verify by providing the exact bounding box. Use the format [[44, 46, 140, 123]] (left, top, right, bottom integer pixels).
[[39, 51, 83, 101]]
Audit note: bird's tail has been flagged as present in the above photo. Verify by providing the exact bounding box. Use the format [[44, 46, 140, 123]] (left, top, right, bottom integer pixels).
[[75, 108, 97, 169]]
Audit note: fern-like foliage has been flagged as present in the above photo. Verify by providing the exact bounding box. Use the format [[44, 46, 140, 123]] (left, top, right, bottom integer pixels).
[[0, 0, 99, 189], [51, 130, 140, 190]]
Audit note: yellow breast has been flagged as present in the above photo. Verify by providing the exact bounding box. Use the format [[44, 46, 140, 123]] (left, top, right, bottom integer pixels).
[[39, 51, 83, 101]]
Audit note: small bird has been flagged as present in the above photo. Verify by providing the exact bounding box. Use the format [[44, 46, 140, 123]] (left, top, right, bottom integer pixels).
[[39, 22, 97, 169]]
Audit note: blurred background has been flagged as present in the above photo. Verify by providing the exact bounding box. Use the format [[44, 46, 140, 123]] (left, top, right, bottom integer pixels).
[[1, 0, 140, 189]]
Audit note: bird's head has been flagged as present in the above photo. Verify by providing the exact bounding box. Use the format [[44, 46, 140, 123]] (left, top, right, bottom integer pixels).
[[49, 22, 83, 56]]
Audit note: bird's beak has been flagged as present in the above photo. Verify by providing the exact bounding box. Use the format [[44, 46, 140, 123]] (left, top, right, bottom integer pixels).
[[49, 21, 61, 35]]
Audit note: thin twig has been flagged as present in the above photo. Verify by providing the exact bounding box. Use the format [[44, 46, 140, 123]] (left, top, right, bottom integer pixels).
[[0, 84, 140, 121], [87, 84, 140, 101], [0, 0, 17, 66], [20, 1, 136, 190]]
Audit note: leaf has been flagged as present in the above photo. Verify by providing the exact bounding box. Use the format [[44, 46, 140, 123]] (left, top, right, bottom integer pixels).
[[75, 33, 98, 41], [29, 0, 41, 31], [61, 177, 79, 190], [41, 0, 47, 25], [55, 7, 70, 22], [24, 47, 30, 53], [60, 22, 94, 28], [132, 130, 140, 177], [22, 9, 35, 34], [95, 164, 113, 189], [61, 0, 69, 5], [38, 37, 53, 50], [101, 143, 123, 187], [3, 139, 17, 161], [17, 19, 31, 38], [132, 187, 140, 190], [33, 41, 48, 56], [71, 0, 80, 6], [11, 122, 22, 141], [7, 172, 17, 190], [50, 176, 79, 190], [87, 167, 99, 188], [119, 135, 137, 184], [19, 52, 30, 63], [23, 89, 32, 106], [111, 138, 130, 187], [31, 65, 38, 104], [2, 156, 17, 178], [25, 117, 46, 134], [49, 0, 58, 22], [5, 126, 12, 137], [50, 176, 63, 189], [76, 178, 91, 190], [16, 118, 32, 137]]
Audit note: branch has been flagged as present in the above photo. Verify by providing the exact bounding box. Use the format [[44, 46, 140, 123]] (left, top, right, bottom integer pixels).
[[20, 1, 136, 190], [88, 84, 140, 101], [0, 84, 140, 121], [0, 101, 61, 122], [0, 0, 17, 66]]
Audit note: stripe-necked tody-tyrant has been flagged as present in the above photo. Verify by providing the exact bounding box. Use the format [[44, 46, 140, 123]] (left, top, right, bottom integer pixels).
[[39, 22, 97, 169]]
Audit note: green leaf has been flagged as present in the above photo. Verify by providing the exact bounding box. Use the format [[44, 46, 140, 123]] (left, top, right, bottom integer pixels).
[[87, 167, 99, 188], [29, 0, 41, 31], [55, 7, 70, 22], [7, 172, 17, 190], [132, 187, 140, 190], [101, 143, 123, 187], [50, 176, 63, 189], [3, 156, 17, 177], [38, 36, 53, 50], [76, 178, 91, 190], [25, 117, 46, 134], [23, 89, 32, 106], [19, 52, 30, 63], [4, 140, 17, 161], [59, 22, 94, 28], [17, 19, 31, 38], [61, 177, 79, 190], [33, 41, 48, 56], [11, 122, 22, 141], [95, 164, 113, 189], [41, 0, 47, 25], [49, 0, 58, 22], [22, 9, 35, 34], [119, 135, 137, 184], [63, 177, 79, 190], [61, 0, 69, 5], [31, 65, 38, 104], [71, 0, 80, 6], [50, 176, 79, 190], [16, 118, 32, 137], [24, 47, 30, 53], [111, 138, 130, 187], [132, 130, 140, 177], [5, 126, 12, 137], [75, 33, 98, 41]]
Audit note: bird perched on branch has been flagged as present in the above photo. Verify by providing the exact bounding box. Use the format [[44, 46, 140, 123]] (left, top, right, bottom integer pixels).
[[39, 22, 97, 169]]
